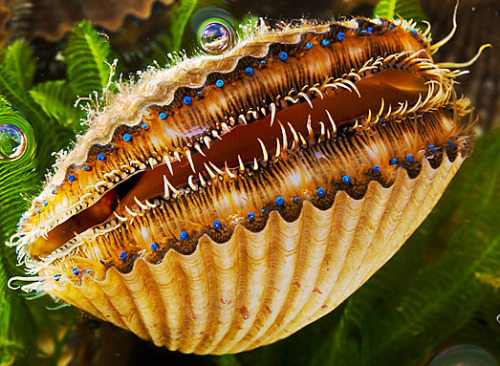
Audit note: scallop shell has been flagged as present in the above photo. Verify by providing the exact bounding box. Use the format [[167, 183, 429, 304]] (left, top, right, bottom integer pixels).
[[11, 13, 481, 355], [40, 155, 463, 354], [10, 0, 175, 42]]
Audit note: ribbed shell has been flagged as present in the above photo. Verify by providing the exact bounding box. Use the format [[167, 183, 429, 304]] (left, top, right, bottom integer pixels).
[[41, 155, 463, 354], [19, 0, 175, 42]]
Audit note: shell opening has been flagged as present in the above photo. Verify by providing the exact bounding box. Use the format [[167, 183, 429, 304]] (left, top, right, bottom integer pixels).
[[28, 68, 427, 259]]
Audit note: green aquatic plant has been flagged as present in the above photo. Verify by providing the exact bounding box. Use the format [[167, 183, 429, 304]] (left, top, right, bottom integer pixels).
[[0, 20, 111, 365], [30, 21, 112, 135], [374, 0, 427, 22]]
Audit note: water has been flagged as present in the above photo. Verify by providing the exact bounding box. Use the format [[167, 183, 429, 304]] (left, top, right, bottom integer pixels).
[[1, 0, 499, 365]]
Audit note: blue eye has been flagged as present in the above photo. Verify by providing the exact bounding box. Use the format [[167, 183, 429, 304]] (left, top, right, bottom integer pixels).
[[179, 231, 188, 240], [342, 175, 351, 184]]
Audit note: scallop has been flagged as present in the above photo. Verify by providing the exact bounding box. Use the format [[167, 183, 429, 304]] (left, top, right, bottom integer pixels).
[[10, 14, 485, 354]]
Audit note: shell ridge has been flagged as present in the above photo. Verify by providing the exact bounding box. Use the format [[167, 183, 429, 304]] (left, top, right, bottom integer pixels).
[[317, 178, 403, 314], [174, 240, 214, 352], [287, 182, 396, 332], [249, 191, 365, 350], [97, 267, 150, 339], [146, 251, 187, 350], [206, 225, 255, 354], [358, 168, 421, 281], [228, 213, 291, 353], [70, 274, 129, 330], [249, 199, 335, 350], [188, 236, 232, 353], [212, 212, 291, 353], [124, 259, 170, 346], [193, 232, 242, 353]]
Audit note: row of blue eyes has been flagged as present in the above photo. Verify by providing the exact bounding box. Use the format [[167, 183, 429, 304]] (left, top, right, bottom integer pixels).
[[47, 172, 357, 270], [65, 24, 425, 184], [155, 33, 348, 113], [167, 24, 420, 110]]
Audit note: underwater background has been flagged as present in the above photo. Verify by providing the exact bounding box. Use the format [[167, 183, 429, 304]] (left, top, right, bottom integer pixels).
[[0, 0, 499, 365]]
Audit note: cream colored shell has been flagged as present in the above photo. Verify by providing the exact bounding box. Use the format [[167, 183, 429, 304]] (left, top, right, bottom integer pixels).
[[41, 156, 463, 354]]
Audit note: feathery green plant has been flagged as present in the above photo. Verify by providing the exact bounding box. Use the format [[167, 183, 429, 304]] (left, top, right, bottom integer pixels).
[[30, 20, 112, 135], [146, 0, 200, 67], [64, 21, 111, 99], [0, 20, 111, 365], [29, 80, 80, 128], [374, 0, 427, 23]]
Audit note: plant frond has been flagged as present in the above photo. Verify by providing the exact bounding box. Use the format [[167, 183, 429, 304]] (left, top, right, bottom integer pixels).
[[2, 40, 35, 94], [65, 20, 110, 97], [147, 0, 200, 66], [0, 96, 77, 366], [0, 41, 48, 136], [166, 0, 200, 53], [29, 80, 82, 130], [374, 0, 427, 22]]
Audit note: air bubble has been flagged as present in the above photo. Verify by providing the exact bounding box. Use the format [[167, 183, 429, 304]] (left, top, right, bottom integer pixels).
[[199, 21, 235, 54], [428, 344, 498, 366], [0, 124, 26, 161]]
